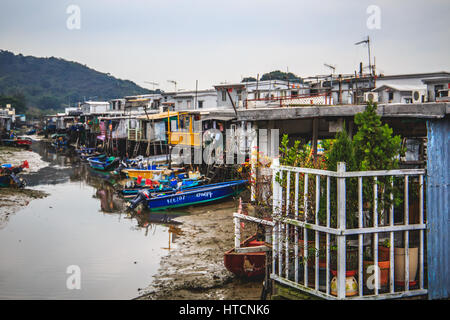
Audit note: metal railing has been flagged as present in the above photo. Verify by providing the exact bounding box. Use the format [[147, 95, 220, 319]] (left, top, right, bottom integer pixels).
[[271, 160, 427, 300], [245, 93, 333, 108]]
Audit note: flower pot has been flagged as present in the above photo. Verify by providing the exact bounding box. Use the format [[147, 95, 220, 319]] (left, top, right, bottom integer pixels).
[[363, 260, 390, 288], [394, 247, 418, 286], [378, 246, 390, 261], [330, 270, 358, 297]]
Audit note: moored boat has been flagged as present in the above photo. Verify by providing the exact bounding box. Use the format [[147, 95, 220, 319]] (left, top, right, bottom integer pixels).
[[88, 155, 119, 171], [127, 179, 247, 211], [224, 234, 267, 278], [0, 161, 29, 188], [120, 178, 203, 199], [1, 137, 32, 148]]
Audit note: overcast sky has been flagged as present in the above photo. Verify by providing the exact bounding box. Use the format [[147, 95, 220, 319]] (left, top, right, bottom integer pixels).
[[1, 0, 449, 91]]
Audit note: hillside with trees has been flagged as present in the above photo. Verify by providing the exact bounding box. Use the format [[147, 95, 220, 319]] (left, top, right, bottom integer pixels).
[[0, 50, 152, 114]]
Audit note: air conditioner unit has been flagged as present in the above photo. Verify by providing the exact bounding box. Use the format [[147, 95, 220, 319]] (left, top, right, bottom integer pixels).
[[412, 89, 427, 104], [364, 92, 378, 102]]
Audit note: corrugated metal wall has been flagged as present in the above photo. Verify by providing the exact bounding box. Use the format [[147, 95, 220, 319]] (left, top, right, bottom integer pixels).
[[426, 117, 450, 299]]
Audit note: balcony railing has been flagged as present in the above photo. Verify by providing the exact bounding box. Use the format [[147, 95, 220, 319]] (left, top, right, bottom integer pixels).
[[245, 93, 333, 109]]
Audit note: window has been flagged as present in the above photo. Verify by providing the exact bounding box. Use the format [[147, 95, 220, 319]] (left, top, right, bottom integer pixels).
[[198, 100, 204, 109], [222, 90, 227, 102], [187, 100, 191, 109], [388, 91, 394, 101]]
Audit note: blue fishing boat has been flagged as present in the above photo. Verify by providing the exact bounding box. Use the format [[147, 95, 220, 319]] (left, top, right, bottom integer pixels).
[[88, 155, 119, 171], [128, 180, 247, 211], [121, 179, 203, 199], [0, 161, 28, 188]]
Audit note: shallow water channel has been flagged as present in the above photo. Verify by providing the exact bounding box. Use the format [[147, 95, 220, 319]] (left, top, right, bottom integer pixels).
[[0, 141, 186, 299]]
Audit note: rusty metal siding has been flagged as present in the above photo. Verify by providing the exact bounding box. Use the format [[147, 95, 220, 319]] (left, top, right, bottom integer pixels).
[[426, 117, 450, 300]]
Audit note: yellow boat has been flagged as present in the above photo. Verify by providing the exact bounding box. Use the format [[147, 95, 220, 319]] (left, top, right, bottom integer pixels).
[[122, 167, 184, 180]]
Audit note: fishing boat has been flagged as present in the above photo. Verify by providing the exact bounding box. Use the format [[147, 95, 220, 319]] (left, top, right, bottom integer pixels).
[[16, 136, 32, 147], [120, 178, 203, 199], [127, 180, 247, 211], [224, 234, 267, 278], [76, 147, 101, 161], [87, 155, 119, 171], [1, 136, 32, 148], [0, 161, 29, 188], [121, 166, 185, 180]]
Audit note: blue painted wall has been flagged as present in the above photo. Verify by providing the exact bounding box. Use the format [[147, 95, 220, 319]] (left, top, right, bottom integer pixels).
[[426, 117, 450, 299]]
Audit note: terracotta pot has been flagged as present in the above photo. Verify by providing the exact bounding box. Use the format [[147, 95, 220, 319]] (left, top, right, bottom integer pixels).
[[363, 260, 390, 288], [330, 271, 358, 297], [394, 247, 418, 286], [378, 246, 390, 261]]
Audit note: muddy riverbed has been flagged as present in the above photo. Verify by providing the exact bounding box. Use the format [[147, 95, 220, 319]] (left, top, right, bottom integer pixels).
[[137, 200, 263, 300]]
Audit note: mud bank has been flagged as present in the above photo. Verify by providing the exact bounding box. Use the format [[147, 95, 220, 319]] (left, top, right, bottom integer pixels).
[[0, 188, 48, 229], [0, 146, 50, 225], [136, 200, 263, 300], [0, 146, 49, 173]]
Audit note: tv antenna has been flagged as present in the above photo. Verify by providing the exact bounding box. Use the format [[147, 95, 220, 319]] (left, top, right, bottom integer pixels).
[[144, 81, 159, 91], [324, 63, 336, 75], [167, 80, 177, 92], [355, 36, 373, 76]]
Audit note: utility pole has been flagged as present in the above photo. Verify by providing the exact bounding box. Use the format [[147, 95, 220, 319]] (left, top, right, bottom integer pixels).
[[194, 80, 198, 109]]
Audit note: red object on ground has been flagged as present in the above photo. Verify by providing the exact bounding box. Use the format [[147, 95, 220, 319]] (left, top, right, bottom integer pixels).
[[137, 176, 142, 184], [224, 234, 266, 278]]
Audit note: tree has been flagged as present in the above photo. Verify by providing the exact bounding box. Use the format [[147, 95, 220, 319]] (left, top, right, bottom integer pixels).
[[353, 101, 403, 171], [260, 70, 302, 83], [326, 123, 357, 172], [0, 93, 27, 113]]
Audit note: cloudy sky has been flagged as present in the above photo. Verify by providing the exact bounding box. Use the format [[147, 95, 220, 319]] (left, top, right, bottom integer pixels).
[[1, 0, 449, 91]]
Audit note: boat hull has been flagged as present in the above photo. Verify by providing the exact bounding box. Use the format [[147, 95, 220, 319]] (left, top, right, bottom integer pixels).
[[88, 156, 118, 171], [0, 175, 12, 187], [224, 235, 266, 278], [145, 180, 247, 211], [122, 168, 165, 179]]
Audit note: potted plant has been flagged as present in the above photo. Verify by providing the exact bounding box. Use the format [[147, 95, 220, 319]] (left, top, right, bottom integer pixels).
[[330, 244, 359, 297], [363, 239, 391, 290], [394, 240, 419, 287]]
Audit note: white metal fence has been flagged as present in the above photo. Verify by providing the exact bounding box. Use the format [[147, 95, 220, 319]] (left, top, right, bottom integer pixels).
[[270, 160, 427, 299]]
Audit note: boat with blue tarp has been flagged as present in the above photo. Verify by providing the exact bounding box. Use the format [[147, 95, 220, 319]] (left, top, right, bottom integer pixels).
[[127, 180, 247, 211], [87, 155, 119, 171]]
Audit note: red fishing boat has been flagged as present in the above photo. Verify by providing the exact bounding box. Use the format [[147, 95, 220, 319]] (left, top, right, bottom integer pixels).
[[224, 234, 267, 278], [16, 136, 32, 147]]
